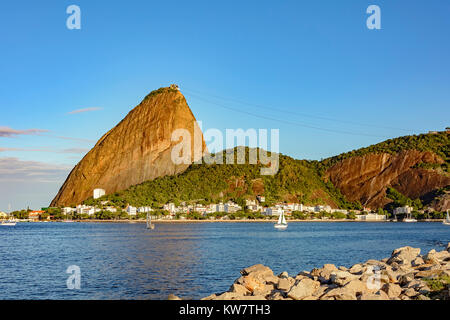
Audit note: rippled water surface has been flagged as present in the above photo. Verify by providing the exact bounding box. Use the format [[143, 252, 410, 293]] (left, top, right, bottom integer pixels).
[[0, 221, 449, 299]]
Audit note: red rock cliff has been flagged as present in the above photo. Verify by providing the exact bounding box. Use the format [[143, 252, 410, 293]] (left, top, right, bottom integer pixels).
[[324, 150, 450, 209]]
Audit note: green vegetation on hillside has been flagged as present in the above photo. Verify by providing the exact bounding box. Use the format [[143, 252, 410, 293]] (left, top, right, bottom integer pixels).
[[84, 148, 360, 209], [385, 187, 423, 211], [143, 87, 179, 101]]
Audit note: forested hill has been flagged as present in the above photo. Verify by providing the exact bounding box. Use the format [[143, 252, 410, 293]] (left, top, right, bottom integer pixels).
[[85, 132, 449, 211]]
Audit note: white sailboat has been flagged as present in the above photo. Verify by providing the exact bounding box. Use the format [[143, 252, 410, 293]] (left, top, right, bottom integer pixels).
[[146, 212, 155, 230], [443, 210, 450, 226], [274, 210, 288, 230], [1, 218, 17, 226], [403, 212, 417, 223]]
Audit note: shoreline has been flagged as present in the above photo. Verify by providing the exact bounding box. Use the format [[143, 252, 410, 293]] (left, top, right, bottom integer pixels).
[[9, 219, 447, 224], [191, 244, 450, 301]]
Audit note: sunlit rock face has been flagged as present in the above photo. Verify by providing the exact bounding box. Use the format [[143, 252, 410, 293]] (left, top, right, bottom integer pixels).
[[51, 87, 206, 207]]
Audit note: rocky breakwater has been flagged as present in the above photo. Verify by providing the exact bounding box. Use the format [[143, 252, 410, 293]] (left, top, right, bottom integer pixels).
[[199, 244, 450, 300]]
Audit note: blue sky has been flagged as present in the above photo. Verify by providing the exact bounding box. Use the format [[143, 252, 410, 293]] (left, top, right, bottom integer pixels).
[[1, 0, 449, 211]]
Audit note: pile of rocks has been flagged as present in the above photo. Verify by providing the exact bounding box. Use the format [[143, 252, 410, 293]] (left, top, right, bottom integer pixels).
[[200, 243, 450, 300]]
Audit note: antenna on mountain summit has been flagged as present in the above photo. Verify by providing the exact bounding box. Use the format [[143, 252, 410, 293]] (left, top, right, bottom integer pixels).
[[169, 84, 179, 90]]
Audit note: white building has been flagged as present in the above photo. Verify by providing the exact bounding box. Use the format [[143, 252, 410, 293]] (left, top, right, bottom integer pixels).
[[225, 202, 242, 213], [62, 207, 76, 215], [76, 204, 95, 215], [216, 203, 225, 212], [105, 206, 117, 213], [126, 205, 137, 216], [93, 188, 106, 199], [138, 206, 153, 213], [194, 205, 207, 214], [314, 205, 332, 213], [393, 206, 412, 215], [163, 203, 176, 214], [206, 204, 217, 214], [356, 213, 387, 221], [284, 203, 303, 212], [331, 209, 348, 215], [265, 207, 284, 216]]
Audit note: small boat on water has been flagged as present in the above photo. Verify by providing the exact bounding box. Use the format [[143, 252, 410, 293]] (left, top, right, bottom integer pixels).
[[147, 212, 155, 230], [443, 210, 450, 226], [403, 213, 417, 223], [0, 220, 17, 226], [274, 211, 288, 230]]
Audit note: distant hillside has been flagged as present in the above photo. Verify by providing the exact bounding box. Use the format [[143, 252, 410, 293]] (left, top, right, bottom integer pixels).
[[319, 132, 449, 173], [85, 132, 450, 212], [323, 132, 449, 209]]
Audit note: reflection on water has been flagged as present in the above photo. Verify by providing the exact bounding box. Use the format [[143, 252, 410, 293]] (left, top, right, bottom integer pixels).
[[0, 222, 449, 299]]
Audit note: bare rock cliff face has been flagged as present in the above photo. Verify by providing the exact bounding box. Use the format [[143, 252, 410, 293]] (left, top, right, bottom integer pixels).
[[51, 87, 206, 207], [325, 150, 450, 209]]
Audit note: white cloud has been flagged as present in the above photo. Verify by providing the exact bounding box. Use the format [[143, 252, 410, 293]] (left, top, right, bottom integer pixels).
[[0, 126, 49, 137], [0, 147, 89, 154], [67, 107, 103, 114], [0, 157, 71, 183]]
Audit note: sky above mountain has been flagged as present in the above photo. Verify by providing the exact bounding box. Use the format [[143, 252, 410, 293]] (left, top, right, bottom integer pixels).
[[1, 0, 449, 211]]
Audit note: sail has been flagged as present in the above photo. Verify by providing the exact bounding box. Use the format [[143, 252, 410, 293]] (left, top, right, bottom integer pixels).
[[281, 212, 287, 225], [277, 212, 283, 224], [446, 211, 450, 222]]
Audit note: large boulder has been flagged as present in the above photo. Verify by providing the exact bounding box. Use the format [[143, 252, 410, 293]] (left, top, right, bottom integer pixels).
[[241, 264, 274, 278], [276, 278, 292, 292], [415, 269, 444, 279], [381, 283, 402, 298], [330, 270, 359, 286], [423, 249, 440, 265], [241, 275, 266, 293], [412, 257, 425, 267], [349, 264, 363, 274], [359, 290, 389, 300], [287, 278, 321, 300], [343, 279, 373, 297], [229, 283, 250, 295], [215, 292, 243, 300], [321, 287, 357, 300]]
